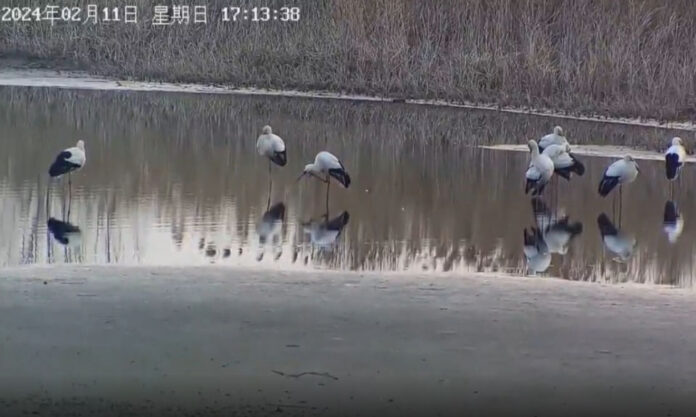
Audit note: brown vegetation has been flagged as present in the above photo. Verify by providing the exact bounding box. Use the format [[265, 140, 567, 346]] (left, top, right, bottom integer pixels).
[[1, 0, 695, 120]]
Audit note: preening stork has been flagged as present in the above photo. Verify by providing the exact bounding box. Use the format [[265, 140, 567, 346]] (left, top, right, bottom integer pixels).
[[538, 126, 569, 153], [257, 125, 287, 169], [542, 143, 585, 180], [49, 140, 86, 192], [525, 140, 554, 196], [298, 151, 351, 210]]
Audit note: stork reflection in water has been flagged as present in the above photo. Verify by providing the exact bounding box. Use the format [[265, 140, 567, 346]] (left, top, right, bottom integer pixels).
[[597, 213, 636, 262], [256, 202, 286, 261], [531, 198, 583, 256], [663, 201, 684, 244], [303, 210, 350, 248]]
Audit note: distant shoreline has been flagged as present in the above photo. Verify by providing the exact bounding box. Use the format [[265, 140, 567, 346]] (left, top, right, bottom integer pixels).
[[0, 66, 693, 132]]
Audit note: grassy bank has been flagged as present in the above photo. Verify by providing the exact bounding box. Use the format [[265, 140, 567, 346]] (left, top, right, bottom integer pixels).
[[1, 0, 695, 121]]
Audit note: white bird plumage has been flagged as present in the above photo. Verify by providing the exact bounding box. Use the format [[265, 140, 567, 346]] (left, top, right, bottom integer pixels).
[[49, 140, 86, 178], [538, 126, 569, 152], [299, 151, 351, 188], [525, 140, 554, 195], [542, 143, 585, 180], [256, 125, 287, 167], [665, 136, 686, 181], [598, 155, 639, 197]]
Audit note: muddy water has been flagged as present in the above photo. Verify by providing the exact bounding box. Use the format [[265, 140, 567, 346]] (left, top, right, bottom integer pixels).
[[0, 87, 693, 286]]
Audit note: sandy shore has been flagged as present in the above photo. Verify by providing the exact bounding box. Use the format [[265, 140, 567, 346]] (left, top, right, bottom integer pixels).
[[1, 266, 696, 416]]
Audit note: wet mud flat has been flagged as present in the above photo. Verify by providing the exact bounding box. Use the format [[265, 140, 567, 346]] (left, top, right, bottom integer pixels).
[[2, 266, 696, 416]]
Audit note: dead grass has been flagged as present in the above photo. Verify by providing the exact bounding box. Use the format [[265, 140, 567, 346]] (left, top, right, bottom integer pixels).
[[1, 0, 695, 120]]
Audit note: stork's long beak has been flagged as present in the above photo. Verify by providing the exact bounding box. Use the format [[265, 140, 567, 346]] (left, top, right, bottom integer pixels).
[[296, 172, 306, 183]]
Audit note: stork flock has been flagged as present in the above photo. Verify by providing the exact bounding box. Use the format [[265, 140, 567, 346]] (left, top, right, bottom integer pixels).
[[525, 125, 685, 205], [46, 124, 686, 263], [47, 125, 352, 250], [523, 125, 687, 273]]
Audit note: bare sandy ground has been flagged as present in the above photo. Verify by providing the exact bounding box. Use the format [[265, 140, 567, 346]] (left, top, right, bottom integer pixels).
[[1, 266, 696, 416], [0, 67, 692, 132]]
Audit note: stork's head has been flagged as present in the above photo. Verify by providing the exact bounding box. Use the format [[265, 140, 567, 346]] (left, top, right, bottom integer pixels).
[[262, 125, 272, 135], [553, 126, 564, 135], [672, 137, 683, 146], [76, 140, 85, 151], [296, 163, 318, 182], [527, 140, 539, 153]]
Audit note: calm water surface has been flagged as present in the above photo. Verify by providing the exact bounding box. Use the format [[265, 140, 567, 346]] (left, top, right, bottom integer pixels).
[[1, 87, 694, 286]]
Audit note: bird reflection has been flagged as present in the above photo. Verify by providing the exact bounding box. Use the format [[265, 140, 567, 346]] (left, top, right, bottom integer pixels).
[[523, 227, 550, 274], [256, 202, 285, 261], [47, 217, 82, 247], [597, 213, 636, 262], [303, 211, 350, 248], [663, 201, 684, 244], [531, 198, 583, 255]]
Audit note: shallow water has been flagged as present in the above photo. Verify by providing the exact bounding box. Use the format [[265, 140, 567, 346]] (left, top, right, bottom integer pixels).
[[0, 87, 693, 286]]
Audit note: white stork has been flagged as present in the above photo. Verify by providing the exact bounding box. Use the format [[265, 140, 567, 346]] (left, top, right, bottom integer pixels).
[[542, 143, 585, 180], [665, 137, 686, 180], [598, 155, 639, 197], [665, 137, 686, 197], [538, 126, 569, 153], [298, 151, 351, 209], [598, 155, 639, 222], [525, 140, 554, 196], [257, 125, 287, 169], [49, 140, 86, 192]]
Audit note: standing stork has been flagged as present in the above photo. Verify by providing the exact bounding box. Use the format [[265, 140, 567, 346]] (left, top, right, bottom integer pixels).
[[49, 140, 86, 206], [543, 143, 585, 180], [525, 140, 554, 196], [538, 126, 569, 153], [297, 151, 351, 211], [665, 137, 686, 197], [257, 125, 287, 206], [598, 155, 639, 224]]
